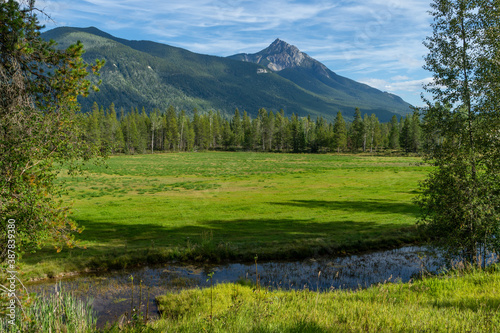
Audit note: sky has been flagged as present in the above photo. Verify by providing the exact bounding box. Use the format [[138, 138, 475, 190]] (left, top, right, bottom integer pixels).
[[38, 0, 435, 107]]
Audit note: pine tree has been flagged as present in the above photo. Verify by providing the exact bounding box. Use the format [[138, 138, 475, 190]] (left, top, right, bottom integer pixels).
[[150, 109, 162, 153], [186, 120, 195, 151], [221, 119, 233, 149], [350, 108, 364, 152], [332, 111, 347, 153], [388, 115, 400, 150], [315, 116, 330, 152], [290, 114, 305, 153], [231, 109, 243, 148], [273, 110, 286, 151], [178, 110, 187, 151], [113, 107, 126, 154], [166, 106, 179, 151], [371, 114, 382, 152], [87, 102, 101, 146], [242, 111, 254, 150], [399, 115, 411, 153]]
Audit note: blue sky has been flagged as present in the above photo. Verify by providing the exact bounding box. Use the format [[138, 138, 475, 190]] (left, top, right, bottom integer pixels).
[[39, 0, 434, 107]]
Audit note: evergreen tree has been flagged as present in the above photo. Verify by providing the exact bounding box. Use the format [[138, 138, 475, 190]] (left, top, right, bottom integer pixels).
[[211, 111, 223, 149], [304, 115, 316, 152], [166, 106, 179, 150], [87, 102, 101, 146], [193, 108, 201, 148], [242, 111, 254, 150], [364, 113, 381, 153], [150, 109, 162, 153], [221, 119, 233, 149], [78, 104, 426, 156], [128, 113, 140, 154], [231, 109, 243, 148], [332, 111, 347, 153], [399, 115, 411, 153], [290, 114, 306, 153], [186, 119, 195, 151], [103, 103, 121, 154], [113, 110, 125, 154], [178, 110, 187, 151], [350, 108, 365, 152], [379, 122, 390, 149], [371, 114, 382, 152], [273, 110, 286, 151], [138, 107, 150, 153], [388, 115, 400, 150], [409, 110, 422, 153], [257, 108, 268, 150], [315, 116, 330, 152], [200, 115, 211, 150]]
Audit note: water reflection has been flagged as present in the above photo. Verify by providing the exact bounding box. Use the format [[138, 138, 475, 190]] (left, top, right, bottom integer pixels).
[[27, 246, 444, 327]]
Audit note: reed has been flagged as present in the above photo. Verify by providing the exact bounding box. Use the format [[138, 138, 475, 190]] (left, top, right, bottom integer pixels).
[[1, 282, 96, 333]]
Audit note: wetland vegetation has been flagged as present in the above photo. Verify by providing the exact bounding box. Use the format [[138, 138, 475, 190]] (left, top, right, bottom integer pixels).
[[152, 266, 500, 332]]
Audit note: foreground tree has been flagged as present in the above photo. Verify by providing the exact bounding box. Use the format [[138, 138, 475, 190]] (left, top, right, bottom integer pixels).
[[417, 0, 500, 266], [0, 0, 104, 262]]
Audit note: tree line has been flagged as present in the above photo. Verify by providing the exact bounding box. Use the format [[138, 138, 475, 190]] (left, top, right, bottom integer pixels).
[[84, 102, 423, 154]]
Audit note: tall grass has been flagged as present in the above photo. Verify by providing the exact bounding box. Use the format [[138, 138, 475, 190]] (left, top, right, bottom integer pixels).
[[6, 265, 500, 332], [152, 265, 500, 332], [1, 282, 96, 333]]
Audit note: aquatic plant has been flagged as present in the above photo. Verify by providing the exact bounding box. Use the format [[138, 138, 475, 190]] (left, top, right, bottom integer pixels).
[[0, 282, 96, 333]]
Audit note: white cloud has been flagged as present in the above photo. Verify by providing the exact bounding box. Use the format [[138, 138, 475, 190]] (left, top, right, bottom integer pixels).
[[39, 0, 435, 106], [391, 75, 410, 81], [360, 77, 433, 93]]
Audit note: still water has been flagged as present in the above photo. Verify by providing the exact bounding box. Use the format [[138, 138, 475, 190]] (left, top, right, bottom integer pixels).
[[28, 246, 444, 327]]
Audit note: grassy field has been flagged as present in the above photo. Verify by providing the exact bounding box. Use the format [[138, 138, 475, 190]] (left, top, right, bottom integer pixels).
[[23, 152, 430, 279]]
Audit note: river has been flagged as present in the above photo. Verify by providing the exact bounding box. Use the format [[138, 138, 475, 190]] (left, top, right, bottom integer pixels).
[[27, 245, 445, 327]]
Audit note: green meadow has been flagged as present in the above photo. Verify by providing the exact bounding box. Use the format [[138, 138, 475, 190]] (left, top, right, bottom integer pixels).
[[23, 152, 430, 279]]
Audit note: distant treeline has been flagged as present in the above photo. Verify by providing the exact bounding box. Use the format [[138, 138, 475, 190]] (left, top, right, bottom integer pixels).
[[83, 102, 422, 154]]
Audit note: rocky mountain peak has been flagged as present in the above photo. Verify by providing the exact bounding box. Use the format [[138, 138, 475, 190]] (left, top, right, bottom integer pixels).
[[258, 38, 307, 71], [228, 38, 332, 77], [267, 38, 297, 53]]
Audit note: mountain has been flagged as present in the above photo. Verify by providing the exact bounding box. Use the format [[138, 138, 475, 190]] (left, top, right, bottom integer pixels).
[[230, 38, 315, 72], [42, 27, 412, 121], [229, 39, 412, 121]]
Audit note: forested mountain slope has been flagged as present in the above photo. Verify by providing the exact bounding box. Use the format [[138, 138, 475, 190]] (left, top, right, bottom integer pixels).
[[43, 27, 412, 121]]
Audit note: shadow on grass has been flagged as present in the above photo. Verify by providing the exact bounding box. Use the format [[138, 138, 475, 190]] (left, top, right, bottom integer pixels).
[[271, 199, 419, 216], [71, 216, 412, 258], [24, 199, 421, 276], [431, 298, 500, 312], [71, 217, 394, 248], [251, 319, 325, 333]]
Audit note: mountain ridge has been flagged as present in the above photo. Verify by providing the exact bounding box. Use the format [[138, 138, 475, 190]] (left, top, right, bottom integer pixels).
[[230, 38, 329, 75], [42, 27, 412, 121], [228, 39, 410, 121]]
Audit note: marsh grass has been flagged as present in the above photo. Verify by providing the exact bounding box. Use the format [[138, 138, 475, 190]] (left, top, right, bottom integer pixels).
[[0, 282, 96, 333], [152, 265, 500, 332]]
